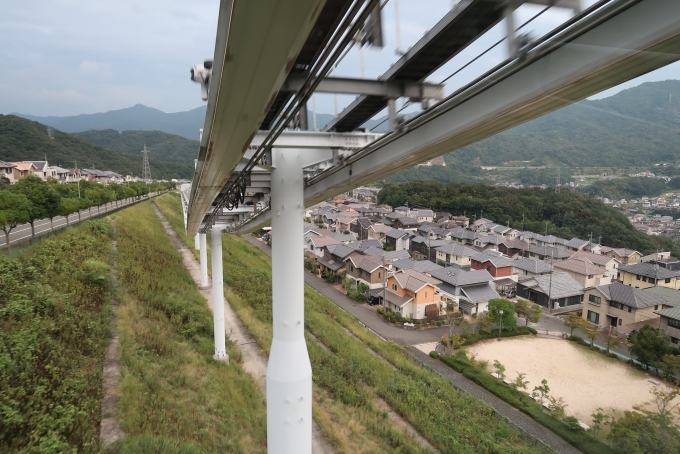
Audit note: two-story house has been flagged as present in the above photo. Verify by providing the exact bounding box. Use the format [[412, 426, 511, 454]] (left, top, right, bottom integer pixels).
[[408, 209, 434, 223], [517, 272, 584, 310], [350, 217, 373, 240], [513, 258, 553, 278], [393, 216, 420, 230], [449, 227, 478, 245], [571, 250, 620, 282], [0, 161, 17, 184], [384, 229, 412, 251], [565, 238, 590, 252], [655, 306, 680, 346], [367, 224, 393, 242], [410, 236, 448, 262], [435, 243, 478, 269], [305, 236, 341, 257], [380, 269, 441, 320], [11, 162, 37, 180], [316, 243, 361, 276], [553, 258, 610, 287], [470, 252, 515, 279], [583, 282, 668, 333], [346, 254, 388, 290], [600, 246, 641, 264], [430, 267, 499, 315], [618, 262, 680, 289]]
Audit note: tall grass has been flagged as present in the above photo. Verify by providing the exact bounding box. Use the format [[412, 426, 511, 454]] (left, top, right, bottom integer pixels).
[[154, 194, 546, 453], [113, 201, 267, 453], [0, 220, 113, 453]]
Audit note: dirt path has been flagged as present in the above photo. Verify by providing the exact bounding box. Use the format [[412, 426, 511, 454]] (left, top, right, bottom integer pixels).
[[100, 224, 124, 449], [151, 205, 334, 454]]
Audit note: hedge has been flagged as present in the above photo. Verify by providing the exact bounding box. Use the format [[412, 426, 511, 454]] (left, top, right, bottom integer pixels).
[[461, 326, 537, 346], [439, 354, 617, 454]]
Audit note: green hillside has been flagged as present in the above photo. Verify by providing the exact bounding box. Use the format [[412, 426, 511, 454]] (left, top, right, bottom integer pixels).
[[0, 115, 193, 179], [73, 129, 198, 165], [384, 80, 680, 183], [378, 180, 678, 256]]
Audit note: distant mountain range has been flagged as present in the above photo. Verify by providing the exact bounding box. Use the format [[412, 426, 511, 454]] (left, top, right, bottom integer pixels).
[[0, 115, 193, 179]]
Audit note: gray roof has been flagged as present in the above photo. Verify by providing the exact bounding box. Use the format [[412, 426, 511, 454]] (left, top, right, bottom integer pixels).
[[382, 290, 413, 307], [435, 243, 478, 257], [450, 228, 477, 241], [513, 258, 552, 274], [470, 252, 514, 268], [316, 257, 345, 271], [430, 267, 493, 287], [346, 239, 383, 251], [0, 160, 17, 168], [395, 217, 420, 226], [385, 229, 410, 239], [526, 244, 572, 259], [25, 160, 47, 171], [462, 284, 501, 303], [571, 250, 618, 266], [566, 238, 589, 249], [619, 262, 680, 280], [363, 247, 411, 261], [325, 243, 356, 259], [328, 232, 356, 242], [596, 282, 668, 309], [521, 273, 584, 299], [655, 306, 680, 321], [411, 236, 449, 248], [392, 258, 442, 273], [644, 286, 680, 307], [536, 234, 568, 245], [476, 235, 503, 245]]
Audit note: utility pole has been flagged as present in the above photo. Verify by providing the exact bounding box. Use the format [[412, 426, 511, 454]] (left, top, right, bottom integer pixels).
[[382, 255, 387, 310], [522, 213, 525, 231], [547, 252, 554, 314], [545, 221, 548, 236]]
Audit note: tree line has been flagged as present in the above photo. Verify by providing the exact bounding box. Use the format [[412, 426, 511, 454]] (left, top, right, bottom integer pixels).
[[0, 175, 174, 247]]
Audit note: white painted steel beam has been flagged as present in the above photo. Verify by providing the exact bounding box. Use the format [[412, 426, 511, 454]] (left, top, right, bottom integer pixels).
[[199, 233, 209, 289], [267, 148, 312, 454], [234, 0, 680, 234], [281, 74, 445, 99], [186, 0, 327, 236]]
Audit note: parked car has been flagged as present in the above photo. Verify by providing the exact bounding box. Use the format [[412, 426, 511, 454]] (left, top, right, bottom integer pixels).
[[627, 329, 637, 340], [505, 290, 516, 298]]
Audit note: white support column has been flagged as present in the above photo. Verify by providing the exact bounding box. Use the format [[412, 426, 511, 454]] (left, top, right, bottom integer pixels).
[[387, 98, 397, 132], [194, 233, 200, 250], [199, 233, 209, 288], [211, 226, 228, 363], [268, 148, 312, 454]]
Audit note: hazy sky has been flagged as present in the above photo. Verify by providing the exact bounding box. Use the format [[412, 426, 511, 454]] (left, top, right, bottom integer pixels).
[[1, 0, 678, 118]]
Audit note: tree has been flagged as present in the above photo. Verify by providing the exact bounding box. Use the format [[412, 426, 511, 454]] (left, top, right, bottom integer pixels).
[[547, 395, 567, 419], [511, 372, 529, 391], [488, 298, 517, 332], [563, 312, 590, 337], [655, 354, 680, 382], [9, 175, 49, 238], [0, 191, 31, 250], [532, 379, 550, 404], [599, 326, 623, 354], [515, 299, 542, 326], [59, 198, 81, 227], [475, 313, 494, 334], [584, 323, 599, 347], [493, 360, 506, 380], [591, 408, 610, 438], [608, 410, 680, 454], [650, 386, 680, 415], [630, 325, 671, 370], [43, 188, 62, 232]]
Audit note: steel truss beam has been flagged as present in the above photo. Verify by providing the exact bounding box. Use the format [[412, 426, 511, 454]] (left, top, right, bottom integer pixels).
[[234, 0, 680, 234]]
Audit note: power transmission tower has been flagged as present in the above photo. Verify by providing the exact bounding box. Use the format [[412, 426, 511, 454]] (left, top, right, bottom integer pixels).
[[142, 144, 152, 182]]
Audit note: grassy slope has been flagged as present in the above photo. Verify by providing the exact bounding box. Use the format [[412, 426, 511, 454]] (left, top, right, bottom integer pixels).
[[155, 193, 547, 454], [0, 220, 113, 453], [112, 201, 267, 453]]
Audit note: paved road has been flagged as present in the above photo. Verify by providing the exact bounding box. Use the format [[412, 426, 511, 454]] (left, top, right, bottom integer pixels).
[[243, 234, 583, 453], [0, 192, 163, 248]]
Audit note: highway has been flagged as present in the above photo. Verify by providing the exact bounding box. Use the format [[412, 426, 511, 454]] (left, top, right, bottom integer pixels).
[[0, 192, 164, 249]]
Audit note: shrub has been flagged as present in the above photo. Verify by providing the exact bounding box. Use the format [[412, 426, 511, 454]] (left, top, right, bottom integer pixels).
[[429, 351, 440, 359], [527, 327, 538, 335], [460, 326, 534, 346]]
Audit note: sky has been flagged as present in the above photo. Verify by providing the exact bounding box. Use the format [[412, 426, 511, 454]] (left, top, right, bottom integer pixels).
[[1, 0, 678, 118]]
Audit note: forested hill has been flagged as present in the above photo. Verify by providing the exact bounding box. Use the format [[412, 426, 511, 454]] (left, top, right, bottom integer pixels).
[[378, 181, 677, 256], [0, 115, 193, 179], [73, 129, 198, 165]]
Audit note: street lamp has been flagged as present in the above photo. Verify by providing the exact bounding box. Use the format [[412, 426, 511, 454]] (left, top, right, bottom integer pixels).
[[498, 310, 504, 341]]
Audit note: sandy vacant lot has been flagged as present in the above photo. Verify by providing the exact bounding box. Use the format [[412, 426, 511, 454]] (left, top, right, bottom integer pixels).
[[465, 336, 680, 423]]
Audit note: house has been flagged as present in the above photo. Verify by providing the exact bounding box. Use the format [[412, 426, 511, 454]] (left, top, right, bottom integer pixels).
[[11, 162, 37, 180], [335, 214, 359, 233], [50, 166, 71, 182], [654, 306, 680, 346], [327, 231, 357, 243], [346, 254, 389, 289], [600, 246, 641, 264], [409, 209, 434, 223], [81, 168, 110, 183], [435, 243, 478, 269], [471, 218, 494, 232], [346, 239, 383, 252], [513, 258, 553, 278], [25, 161, 56, 180], [367, 224, 393, 241], [565, 238, 590, 252], [571, 250, 620, 282], [498, 240, 531, 258], [449, 227, 478, 245], [434, 211, 452, 222], [553, 258, 610, 287], [473, 235, 503, 251], [350, 217, 373, 240], [305, 236, 341, 257], [394, 206, 410, 216], [0, 161, 17, 184], [522, 244, 572, 261], [384, 229, 412, 251], [451, 215, 470, 228], [470, 252, 515, 279], [409, 236, 448, 262], [392, 258, 443, 274], [316, 243, 361, 276], [517, 273, 584, 310], [376, 269, 442, 320], [362, 247, 411, 262], [535, 234, 568, 250], [583, 283, 668, 333], [430, 267, 499, 315], [644, 286, 680, 308], [618, 262, 680, 289], [393, 216, 420, 230], [640, 252, 680, 271]]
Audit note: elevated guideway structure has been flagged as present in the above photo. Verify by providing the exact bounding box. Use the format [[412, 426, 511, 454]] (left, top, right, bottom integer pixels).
[[184, 1, 680, 452]]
